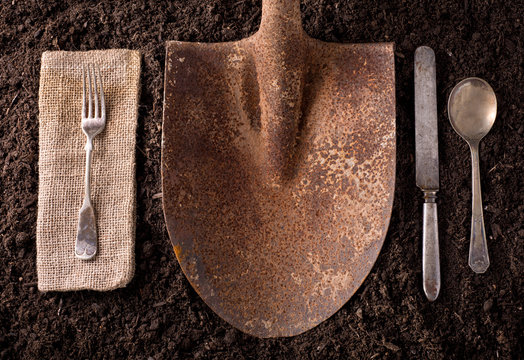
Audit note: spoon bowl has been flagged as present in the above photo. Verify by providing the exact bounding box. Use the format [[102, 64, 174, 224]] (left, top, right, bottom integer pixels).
[[448, 77, 497, 142], [448, 77, 497, 273]]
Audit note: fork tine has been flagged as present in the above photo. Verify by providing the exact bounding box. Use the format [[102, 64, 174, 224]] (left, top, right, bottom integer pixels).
[[88, 63, 93, 118], [97, 65, 105, 119], [82, 65, 86, 119], [93, 65, 99, 119]]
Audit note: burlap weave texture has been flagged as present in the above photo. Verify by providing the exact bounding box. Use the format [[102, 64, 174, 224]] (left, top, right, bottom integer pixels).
[[37, 50, 140, 291]]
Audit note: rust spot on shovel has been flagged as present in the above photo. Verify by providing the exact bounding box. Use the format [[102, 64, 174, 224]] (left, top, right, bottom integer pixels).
[[162, 0, 395, 338]]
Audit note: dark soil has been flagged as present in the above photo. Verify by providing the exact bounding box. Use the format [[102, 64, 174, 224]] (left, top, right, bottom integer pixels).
[[1, 0, 523, 359]]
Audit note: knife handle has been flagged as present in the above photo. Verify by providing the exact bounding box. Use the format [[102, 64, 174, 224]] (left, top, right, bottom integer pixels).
[[422, 191, 440, 301]]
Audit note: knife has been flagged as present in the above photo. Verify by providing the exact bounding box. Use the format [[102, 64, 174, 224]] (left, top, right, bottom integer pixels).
[[415, 46, 440, 301]]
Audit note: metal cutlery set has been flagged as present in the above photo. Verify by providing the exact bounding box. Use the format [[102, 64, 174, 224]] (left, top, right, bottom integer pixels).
[[76, 65, 105, 261], [415, 46, 497, 301]]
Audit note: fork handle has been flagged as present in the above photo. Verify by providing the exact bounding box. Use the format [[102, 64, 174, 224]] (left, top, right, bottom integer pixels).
[[84, 137, 93, 200], [76, 137, 97, 260]]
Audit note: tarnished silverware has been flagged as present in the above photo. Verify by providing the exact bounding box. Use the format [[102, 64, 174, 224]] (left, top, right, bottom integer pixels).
[[448, 77, 497, 273], [415, 46, 440, 301], [76, 64, 105, 260]]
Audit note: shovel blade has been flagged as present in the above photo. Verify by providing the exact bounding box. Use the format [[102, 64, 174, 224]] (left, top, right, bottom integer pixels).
[[162, 37, 395, 337]]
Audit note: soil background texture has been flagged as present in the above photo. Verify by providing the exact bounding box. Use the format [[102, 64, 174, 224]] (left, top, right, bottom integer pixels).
[[0, 0, 523, 359]]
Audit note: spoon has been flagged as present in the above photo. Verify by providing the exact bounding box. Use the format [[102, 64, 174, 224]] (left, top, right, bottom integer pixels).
[[448, 77, 497, 273]]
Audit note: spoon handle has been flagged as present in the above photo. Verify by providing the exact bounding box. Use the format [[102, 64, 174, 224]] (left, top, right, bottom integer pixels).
[[469, 143, 490, 273]]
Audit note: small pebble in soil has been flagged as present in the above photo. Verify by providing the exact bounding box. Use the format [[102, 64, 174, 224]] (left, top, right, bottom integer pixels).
[[223, 329, 237, 345], [143, 241, 154, 258], [150, 318, 160, 331], [356, 308, 363, 319], [3, 235, 15, 251], [483, 298, 494, 312], [91, 303, 101, 314], [491, 224, 501, 239], [15, 232, 29, 247]]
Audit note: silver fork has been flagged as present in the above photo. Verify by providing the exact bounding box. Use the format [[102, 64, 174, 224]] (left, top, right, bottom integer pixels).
[[75, 64, 106, 260]]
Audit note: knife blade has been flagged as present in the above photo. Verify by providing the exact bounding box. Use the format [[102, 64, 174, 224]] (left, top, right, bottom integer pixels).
[[415, 46, 440, 301]]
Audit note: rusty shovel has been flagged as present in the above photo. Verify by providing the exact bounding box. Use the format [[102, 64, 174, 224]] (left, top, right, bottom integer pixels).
[[162, 0, 396, 337]]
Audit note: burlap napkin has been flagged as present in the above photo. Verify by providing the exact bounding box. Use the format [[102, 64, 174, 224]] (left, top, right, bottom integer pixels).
[[37, 50, 140, 291]]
